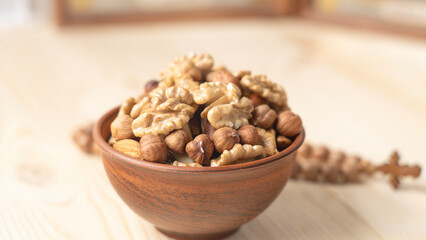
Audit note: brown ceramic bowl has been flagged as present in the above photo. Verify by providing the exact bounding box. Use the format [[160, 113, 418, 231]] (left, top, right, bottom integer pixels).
[[93, 107, 305, 240]]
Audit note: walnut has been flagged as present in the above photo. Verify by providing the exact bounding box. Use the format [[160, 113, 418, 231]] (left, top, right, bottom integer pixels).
[[241, 74, 289, 112], [194, 83, 254, 129], [174, 75, 201, 92], [188, 53, 214, 74], [113, 139, 141, 159], [161, 55, 202, 82], [276, 111, 303, 137], [256, 127, 278, 157], [172, 161, 203, 167], [185, 134, 214, 165], [131, 86, 197, 137], [212, 127, 240, 153], [140, 134, 168, 163], [165, 129, 191, 154], [251, 104, 277, 129], [158, 74, 201, 93], [206, 97, 253, 129], [206, 70, 240, 87], [234, 70, 251, 80], [237, 125, 258, 145], [210, 144, 264, 167], [158, 76, 174, 89], [199, 83, 241, 117], [193, 82, 228, 105]]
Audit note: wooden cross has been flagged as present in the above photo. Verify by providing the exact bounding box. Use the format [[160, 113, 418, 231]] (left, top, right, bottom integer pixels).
[[377, 151, 421, 189]]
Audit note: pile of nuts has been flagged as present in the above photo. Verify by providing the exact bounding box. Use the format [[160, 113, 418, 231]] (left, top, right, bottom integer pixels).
[[109, 53, 303, 167]]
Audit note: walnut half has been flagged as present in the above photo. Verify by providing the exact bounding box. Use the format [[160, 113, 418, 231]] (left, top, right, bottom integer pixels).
[[241, 74, 289, 112], [210, 144, 264, 167], [195, 83, 254, 129], [131, 86, 197, 137]]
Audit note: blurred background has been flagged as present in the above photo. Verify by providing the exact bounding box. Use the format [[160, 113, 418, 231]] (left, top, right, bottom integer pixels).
[[1, 1, 426, 239], [1, 0, 426, 30], [0, 0, 426, 29]]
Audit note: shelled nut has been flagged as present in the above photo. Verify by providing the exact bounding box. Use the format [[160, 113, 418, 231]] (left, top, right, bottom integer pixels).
[[237, 125, 258, 146], [111, 115, 135, 141], [251, 104, 277, 129], [165, 129, 191, 154], [249, 94, 267, 107], [212, 127, 240, 153], [206, 70, 240, 87], [140, 134, 168, 163], [276, 135, 292, 151], [113, 139, 141, 159], [276, 111, 302, 137], [186, 134, 214, 165]]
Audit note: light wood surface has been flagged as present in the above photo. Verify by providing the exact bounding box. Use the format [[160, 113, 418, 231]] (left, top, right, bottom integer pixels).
[[0, 19, 425, 240]]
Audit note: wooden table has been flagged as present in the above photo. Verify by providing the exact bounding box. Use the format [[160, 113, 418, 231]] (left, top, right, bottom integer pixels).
[[1, 19, 425, 240]]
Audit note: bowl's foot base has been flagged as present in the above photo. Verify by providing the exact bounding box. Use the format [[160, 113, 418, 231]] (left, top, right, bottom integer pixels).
[[156, 227, 239, 240]]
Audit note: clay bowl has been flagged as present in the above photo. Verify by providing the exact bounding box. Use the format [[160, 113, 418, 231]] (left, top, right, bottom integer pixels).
[[93, 107, 305, 240]]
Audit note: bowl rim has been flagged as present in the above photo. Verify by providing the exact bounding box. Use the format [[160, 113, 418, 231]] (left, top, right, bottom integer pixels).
[[93, 107, 305, 173]]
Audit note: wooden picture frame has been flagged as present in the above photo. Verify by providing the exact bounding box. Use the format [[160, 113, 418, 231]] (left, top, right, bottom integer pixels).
[[54, 0, 300, 26], [298, 0, 426, 38]]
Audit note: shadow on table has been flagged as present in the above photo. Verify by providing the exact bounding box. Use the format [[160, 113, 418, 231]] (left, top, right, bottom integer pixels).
[[225, 181, 381, 240], [397, 181, 426, 193]]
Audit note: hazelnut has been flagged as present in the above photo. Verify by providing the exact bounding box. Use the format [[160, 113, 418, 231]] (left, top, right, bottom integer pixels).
[[275, 111, 302, 137], [249, 94, 266, 107], [140, 134, 167, 163], [251, 104, 277, 129], [341, 156, 361, 182], [299, 158, 321, 181], [165, 129, 191, 154], [298, 143, 311, 158], [144, 79, 159, 93], [186, 134, 214, 165], [111, 114, 135, 141], [329, 151, 346, 164], [201, 118, 216, 138], [73, 124, 94, 154], [113, 139, 141, 159], [206, 70, 240, 87], [212, 127, 240, 153], [237, 125, 258, 145], [322, 151, 344, 183], [276, 135, 292, 151], [311, 146, 330, 162]]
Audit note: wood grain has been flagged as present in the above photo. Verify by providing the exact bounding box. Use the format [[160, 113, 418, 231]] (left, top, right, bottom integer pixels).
[[0, 19, 425, 239]]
